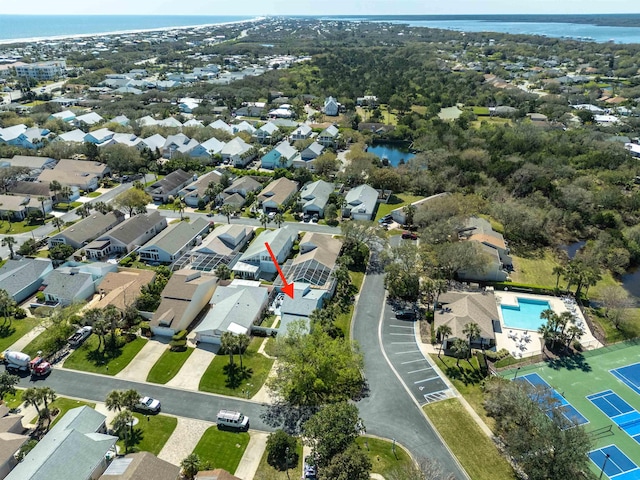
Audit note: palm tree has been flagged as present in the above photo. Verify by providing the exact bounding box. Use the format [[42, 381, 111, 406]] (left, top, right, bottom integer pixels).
[[39, 387, 57, 430], [565, 325, 584, 350], [433, 279, 448, 312], [402, 204, 417, 226], [112, 409, 135, 453], [181, 453, 201, 480], [436, 325, 452, 357], [462, 322, 481, 358], [60, 186, 73, 209], [22, 387, 43, 424], [451, 338, 469, 367], [552, 265, 565, 290], [259, 212, 270, 229], [103, 305, 122, 349], [121, 389, 141, 411], [173, 198, 185, 220], [236, 334, 250, 369], [77, 203, 90, 218], [49, 180, 61, 203], [37, 196, 48, 221], [52, 217, 64, 232], [93, 318, 109, 352], [1, 236, 16, 259], [105, 390, 125, 412], [220, 204, 234, 224], [221, 331, 238, 366], [538, 323, 555, 353], [273, 213, 284, 228]]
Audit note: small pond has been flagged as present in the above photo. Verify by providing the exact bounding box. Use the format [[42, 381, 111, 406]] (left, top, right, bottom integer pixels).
[[367, 143, 416, 167], [559, 241, 586, 259]]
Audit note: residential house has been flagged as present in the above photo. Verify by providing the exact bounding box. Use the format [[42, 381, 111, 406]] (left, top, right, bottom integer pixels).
[[0, 258, 53, 303], [458, 216, 513, 268], [3, 155, 55, 175], [298, 180, 334, 218], [233, 226, 296, 279], [295, 141, 325, 169], [58, 129, 87, 143], [179, 170, 225, 208], [356, 95, 378, 107], [7, 181, 55, 211], [220, 137, 256, 168], [108, 133, 141, 148], [231, 121, 256, 135], [317, 125, 339, 147], [138, 218, 209, 264], [84, 128, 115, 145], [48, 211, 125, 250], [278, 283, 325, 335], [40, 268, 97, 306], [157, 117, 183, 128], [257, 177, 298, 213], [146, 169, 194, 204], [342, 184, 378, 220], [195, 469, 242, 480], [99, 452, 180, 480], [222, 176, 262, 200], [162, 134, 200, 159], [84, 211, 167, 260], [150, 269, 218, 336], [0, 125, 48, 149], [290, 124, 312, 141], [93, 268, 156, 313], [323, 96, 339, 116], [199, 137, 225, 159], [37, 158, 110, 192], [209, 120, 233, 134], [0, 408, 29, 479], [390, 192, 450, 225], [56, 158, 111, 179], [176, 224, 253, 272], [111, 115, 130, 126], [49, 110, 76, 123], [260, 141, 299, 169], [253, 122, 281, 144], [139, 134, 166, 153], [434, 291, 497, 350], [0, 193, 43, 221], [75, 112, 104, 127], [6, 406, 117, 480], [194, 281, 269, 344], [178, 97, 201, 114]]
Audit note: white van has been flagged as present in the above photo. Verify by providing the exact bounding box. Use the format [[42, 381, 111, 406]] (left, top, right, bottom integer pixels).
[[216, 410, 249, 431]]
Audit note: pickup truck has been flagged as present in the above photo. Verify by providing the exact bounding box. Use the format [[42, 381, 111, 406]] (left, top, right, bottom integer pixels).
[[68, 326, 92, 347]]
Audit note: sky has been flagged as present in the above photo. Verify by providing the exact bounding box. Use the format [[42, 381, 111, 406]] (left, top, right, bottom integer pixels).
[[1, 0, 639, 16]]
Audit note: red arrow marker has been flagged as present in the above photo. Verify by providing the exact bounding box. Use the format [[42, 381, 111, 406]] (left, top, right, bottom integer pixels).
[[265, 241, 294, 299]]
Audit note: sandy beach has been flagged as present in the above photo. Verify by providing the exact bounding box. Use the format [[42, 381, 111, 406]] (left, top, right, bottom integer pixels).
[[0, 16, 266, 46]]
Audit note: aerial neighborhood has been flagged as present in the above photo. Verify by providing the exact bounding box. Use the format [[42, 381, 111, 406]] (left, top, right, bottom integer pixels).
[[0, 13, 639, 480]]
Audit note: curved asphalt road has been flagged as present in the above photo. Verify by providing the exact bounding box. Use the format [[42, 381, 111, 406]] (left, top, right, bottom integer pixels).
[[352, 261, 468, 479]]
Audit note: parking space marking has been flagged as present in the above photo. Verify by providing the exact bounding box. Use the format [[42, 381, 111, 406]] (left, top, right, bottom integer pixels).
[[389, 325, 413, 329], [407, 367, 432, 374], [401, 359, 424, 365], [391, 341, 417, 345], [415, 377, 441, 384], [395, 350, 420, 354], [390, 333, 415, 336]]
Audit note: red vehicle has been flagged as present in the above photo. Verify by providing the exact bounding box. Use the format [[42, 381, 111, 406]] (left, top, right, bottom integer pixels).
[[402, 231, 418, 240], [29, 356, 52, 377]]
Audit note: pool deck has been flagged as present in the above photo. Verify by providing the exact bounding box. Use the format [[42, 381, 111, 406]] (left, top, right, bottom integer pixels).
[[494, 291, 602, 359]]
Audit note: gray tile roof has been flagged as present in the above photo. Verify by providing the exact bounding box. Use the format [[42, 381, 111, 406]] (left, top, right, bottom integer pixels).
[[42, 270, 94, 301], [6, 406, 116, 480], [240, 226, 295, 262], [196, 284, 268, 336], [139, 218, 209, 256], [8, 181, 53, 197], [0, 258, 52, 299]]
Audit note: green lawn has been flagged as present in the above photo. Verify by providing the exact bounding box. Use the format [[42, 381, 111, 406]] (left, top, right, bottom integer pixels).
[[199, 337, 274, 398], [472, 106, 490, 115], [350, 270, 365, 292], [335, 305, 354, 338], [192, 426, 250, 473], [0, 317, 39, 352], [3, 389, 24, 410], [146, 347, 194, 384], [31, 396, 96, 427], [430, 354, 495, 429], [116, 413, 177, 456], [86, 192, 102, 198], [424, 399, 516, 480], [253, 437, 303, 480], [356, 437, 414, 477], [374, 194, 422, 222], [0, 220, 39, 234], [63, 335, 148, 376], [501, 341, 640, 478]]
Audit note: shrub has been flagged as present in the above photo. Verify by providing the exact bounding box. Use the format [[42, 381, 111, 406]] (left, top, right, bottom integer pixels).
[[13, 308, 27, 319], [573, 340, 583, 352], [172, 330, 188, 341], [119, 257, 133, 267], [35, 292, 45, 302], [170, 339, 187, 351], [266, 429, 298, 471]]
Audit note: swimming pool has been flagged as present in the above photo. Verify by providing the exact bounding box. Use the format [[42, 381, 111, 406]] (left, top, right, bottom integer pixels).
[[500, 297, 552, 331]]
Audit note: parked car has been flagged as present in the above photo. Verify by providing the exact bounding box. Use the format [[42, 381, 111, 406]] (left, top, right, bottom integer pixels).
[[378, 214, 393, 224], [395, 309, 416, 320], [135, 396, 161, 413], [216, 409, 249, 431], [401, 231, 418, 240], [303, 457, 317, 479]]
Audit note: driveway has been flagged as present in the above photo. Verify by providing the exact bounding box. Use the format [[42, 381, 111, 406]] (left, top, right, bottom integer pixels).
[[116, 338, 169, 382], [165, 344, 217, 390]]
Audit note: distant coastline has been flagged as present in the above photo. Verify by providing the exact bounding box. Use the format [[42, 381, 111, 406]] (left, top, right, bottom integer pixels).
[[0, 15, 263, 46]]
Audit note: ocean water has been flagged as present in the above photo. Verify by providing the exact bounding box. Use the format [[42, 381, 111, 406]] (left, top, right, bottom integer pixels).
[[0, 15, 255, 42]]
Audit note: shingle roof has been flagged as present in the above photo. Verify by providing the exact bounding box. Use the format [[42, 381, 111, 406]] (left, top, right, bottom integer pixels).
[[196, 284, 268, 336], [299, 180, 333, 210], [52, 211, 123, 245], [147, 169, 193, 195], [345, 184, 378, 216], [100, 452, 180, 480], [257, 177, 298, 207], [0, 258, 52, 299], [42, 270, 93, 300], [94, 268, 156, 311], [104, 211, 164, 245], [139, 218, 208, 256], [224, 176, 261, 195], [7, 181, 53, 197], [194, 224, 252, 256], [55, 158, 109, 175], [240, 226, 295, 262]]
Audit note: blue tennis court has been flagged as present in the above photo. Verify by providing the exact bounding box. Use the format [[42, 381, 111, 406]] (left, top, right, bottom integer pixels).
[[612, 363, 640, 396], [516, 373, 589, 426], [587, 390, 640, 444], [589, 445, 640, 479]]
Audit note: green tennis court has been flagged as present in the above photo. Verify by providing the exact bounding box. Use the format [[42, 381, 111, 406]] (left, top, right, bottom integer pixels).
[[503, 340, 640, 479]]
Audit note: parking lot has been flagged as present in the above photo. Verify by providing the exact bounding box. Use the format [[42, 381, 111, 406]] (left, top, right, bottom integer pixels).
[[381, 301, 451, 405]]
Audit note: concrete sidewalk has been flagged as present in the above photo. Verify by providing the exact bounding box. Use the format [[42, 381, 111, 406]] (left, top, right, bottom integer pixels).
[[116, 338, 167, 382], [7, 323, 47, 352], [234, 431, 269, 480]]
